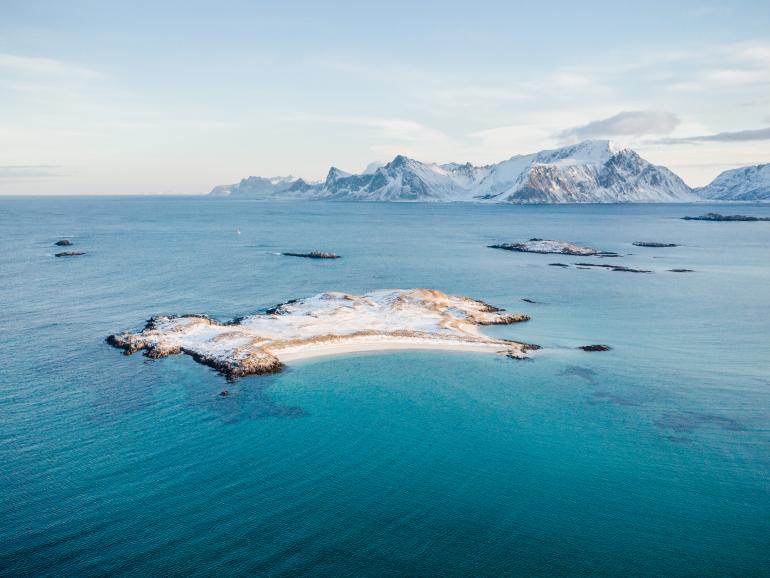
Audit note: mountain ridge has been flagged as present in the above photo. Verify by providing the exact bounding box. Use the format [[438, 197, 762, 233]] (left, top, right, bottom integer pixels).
[[696, 164, 770, 201], [209, 139, 702, 203]]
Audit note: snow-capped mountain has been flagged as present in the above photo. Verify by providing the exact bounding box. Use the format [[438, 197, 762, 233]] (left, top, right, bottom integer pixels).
[[469, 140, 694, 203], [209, 175, 316, 197], [210, 140, 697, 203], [317, 155, 480, 201], [697, 164, 770, 200]]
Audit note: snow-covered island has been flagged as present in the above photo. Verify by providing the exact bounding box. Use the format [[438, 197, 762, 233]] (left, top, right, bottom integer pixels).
[[489, 239, 619, 257], [107, 289, 535, 379]]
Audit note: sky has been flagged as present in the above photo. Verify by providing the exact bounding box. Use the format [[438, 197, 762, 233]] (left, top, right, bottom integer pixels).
[[1, 0, 770, 195]]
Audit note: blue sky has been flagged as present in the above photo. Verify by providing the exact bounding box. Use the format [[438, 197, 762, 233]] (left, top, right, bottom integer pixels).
[[1, 0, 770, 194]]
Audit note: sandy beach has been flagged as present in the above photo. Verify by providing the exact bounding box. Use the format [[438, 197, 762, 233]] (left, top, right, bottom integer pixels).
[[274, 336, 514, 363]]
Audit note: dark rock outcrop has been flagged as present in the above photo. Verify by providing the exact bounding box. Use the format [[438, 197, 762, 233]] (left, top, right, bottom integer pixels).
[[55, 251, 85, 257], [579, 344, 611, 352], [682, 213, 770, 222], [633, 242, 678, 247], [574, 262, 652, 273], [283, 251, 341, 259], [54, 239, 73, 246]]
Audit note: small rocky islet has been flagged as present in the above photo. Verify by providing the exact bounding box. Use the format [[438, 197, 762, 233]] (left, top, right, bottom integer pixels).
[[489, 239, 620, 257], [574, 262, 652, 273], [53, 239, 85, 257], [682, 212, 770, 222], [579, 344, 612, 352], [283, 251, 340, 259], [633, 242, 679, 248], [547, 261, 652, 273]]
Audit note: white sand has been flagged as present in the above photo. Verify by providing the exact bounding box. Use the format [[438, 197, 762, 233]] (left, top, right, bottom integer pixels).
[[275, 336, 510, 362]]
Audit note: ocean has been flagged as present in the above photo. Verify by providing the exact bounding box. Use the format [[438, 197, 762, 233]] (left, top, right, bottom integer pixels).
[[1, 196, 769, 576]]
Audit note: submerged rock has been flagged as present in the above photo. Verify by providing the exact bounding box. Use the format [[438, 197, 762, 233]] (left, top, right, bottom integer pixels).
[[579, 344, 611, 352], [681, 213, 770, 222], [489, 238, 619, 257], [54, 239, 73, 246], [55, 251, 85, 257], [548, 262, 570, 267], [632, 242, 678, 247], [573, 262, 651, 273], [283, 251, 340, 259], [668, 268, 694, 273]]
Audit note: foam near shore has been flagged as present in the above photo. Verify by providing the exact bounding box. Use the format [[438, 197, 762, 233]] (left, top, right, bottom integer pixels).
[[107, 289, 533, 379]]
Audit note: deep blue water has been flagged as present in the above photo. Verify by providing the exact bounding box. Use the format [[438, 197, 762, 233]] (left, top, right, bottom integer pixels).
[[1, 197, 769, 577]]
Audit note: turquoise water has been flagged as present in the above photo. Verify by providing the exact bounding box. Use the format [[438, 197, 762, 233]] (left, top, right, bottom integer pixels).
[[1, 197, 769, 576]]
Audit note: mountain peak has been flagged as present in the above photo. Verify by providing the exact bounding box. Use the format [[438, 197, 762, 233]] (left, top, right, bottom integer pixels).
[[387, 154, 414, 169], [326, 166, 351, 182]]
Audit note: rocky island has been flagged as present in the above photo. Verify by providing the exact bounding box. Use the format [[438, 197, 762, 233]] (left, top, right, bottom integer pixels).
[[579, 344, 612, 352], [107, 289, 534, 380], [283, 251, 340, 259], [633, 242, 678, 248], [54, 239, 73, 246], [681, 213, 770, 222], [489, 239, 619, 257]]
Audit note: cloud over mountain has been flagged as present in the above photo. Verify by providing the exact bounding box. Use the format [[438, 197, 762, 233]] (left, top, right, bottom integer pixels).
[[559, 111, 680, 140], [661, 127, 770, 144]]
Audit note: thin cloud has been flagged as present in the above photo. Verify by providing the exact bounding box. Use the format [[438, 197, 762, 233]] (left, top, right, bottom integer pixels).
[[0, 53, 100, 79], [286, 114, 450, 143], [0, 165, 65, 180], [434, 86, 530, 107], [559, 111, 680, 140], [660, 127, 770, 144]]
